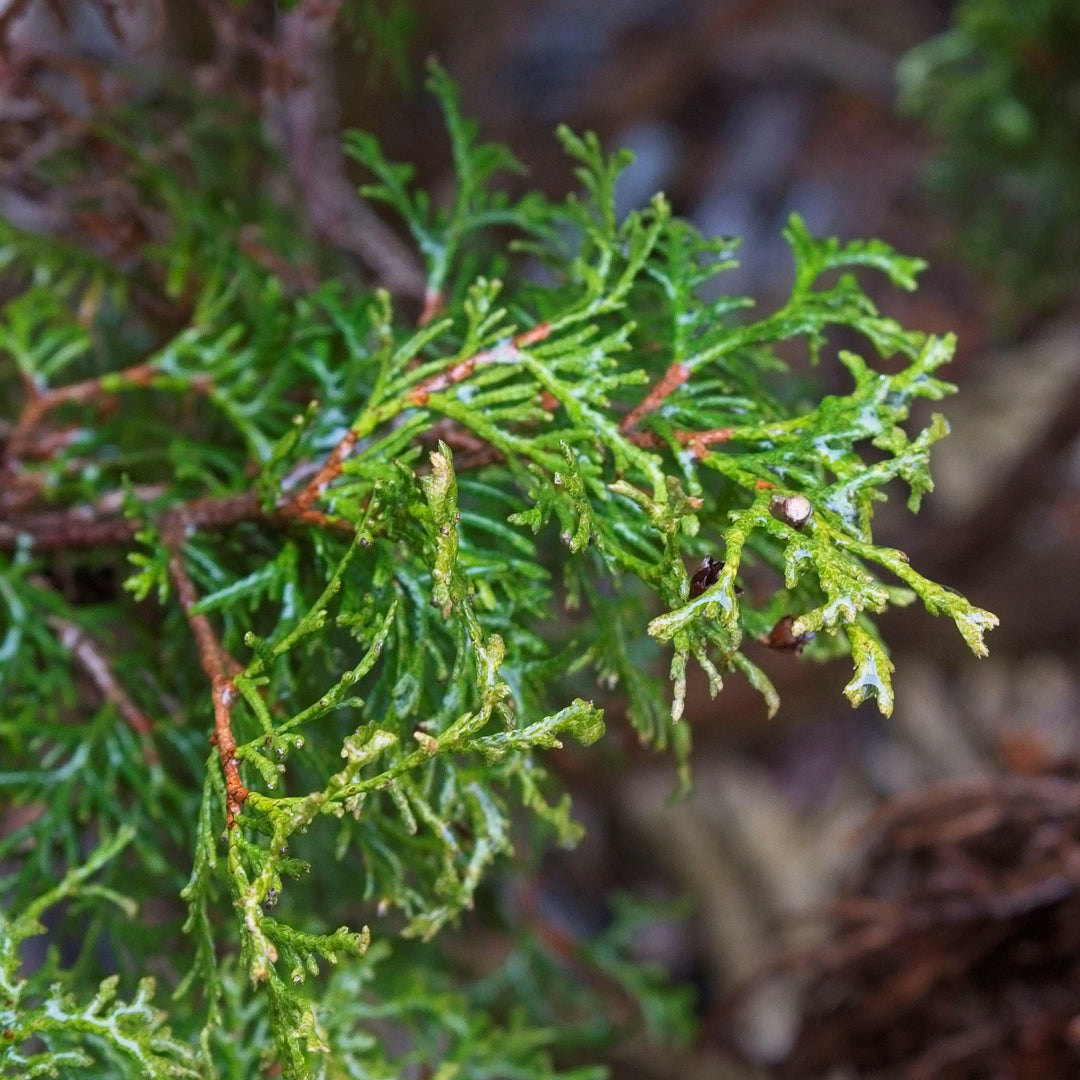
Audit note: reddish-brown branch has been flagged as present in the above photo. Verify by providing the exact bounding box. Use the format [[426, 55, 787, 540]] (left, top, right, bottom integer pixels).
[[418, 288, 445, 327], [285, 429, 359, 515], [12, 426, 84, 462], [179, 491, 264, 532], [164, 539, 249, 827], [0, 491, 264, 552], [628, 425, 734, 458], [456, 446, 505, 470], [0, 465, 361, 552], [2, 320, 558, 547], [1, 510, 139, 551], [261, 2, 426, 299], [407, 322, 552, 407], [514, 322, 553, 349], [422, 419, 488, 455], [3, 362, 212, 518], [0, 318, 563, 813], [7, 361, 161, 459], [161, 504, 253, 825], [47, 613, 158, 762], [407, 357, 478, 406], [620, 361, 691, 433]]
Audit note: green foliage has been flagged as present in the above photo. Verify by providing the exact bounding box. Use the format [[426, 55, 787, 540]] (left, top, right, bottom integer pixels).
[[0, 58, 994, 1079], [339, 0, 418, 90], [473, 892, 697, 1055], [899, 0, 1080, 317], [0, 828, 200, 1079]]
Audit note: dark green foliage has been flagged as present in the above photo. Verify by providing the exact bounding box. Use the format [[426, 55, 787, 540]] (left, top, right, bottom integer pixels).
[[899, 0, 1080, 318], [0, 61, 994, 1078]]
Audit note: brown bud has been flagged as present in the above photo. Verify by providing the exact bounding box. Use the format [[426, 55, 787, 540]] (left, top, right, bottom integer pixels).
[[689, 555, 723, 598], [769, 493, 813, 530], [765, 615, 813, 654]]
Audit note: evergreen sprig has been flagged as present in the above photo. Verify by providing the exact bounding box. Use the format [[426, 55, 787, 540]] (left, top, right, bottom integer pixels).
[[0, 828, 201, 1079], [0, 60, 995, 1078]]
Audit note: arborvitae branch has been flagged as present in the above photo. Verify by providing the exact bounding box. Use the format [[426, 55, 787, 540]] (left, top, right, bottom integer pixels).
[[0, 55, 998, 1080], [165, 542, 250, 828]]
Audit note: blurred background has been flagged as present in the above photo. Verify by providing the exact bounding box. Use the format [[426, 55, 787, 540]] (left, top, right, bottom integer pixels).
[[3, 1, 1079, 1076]]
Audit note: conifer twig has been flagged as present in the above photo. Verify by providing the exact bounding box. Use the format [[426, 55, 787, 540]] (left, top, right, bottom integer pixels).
[[163, 526, 248, 827], [47, 612, 159, 763], [5, 361, 194, 461], [619, 361, 691, 433], [265, 0, 426, 299], [285, 430, 360, 516], [422, 419, 488, 455], [0, 511, 139, 551], [2, 360, 212, 518], [0, 489, 333, 551], [627, 426, 734, 457], [407, 322, 552, 406]]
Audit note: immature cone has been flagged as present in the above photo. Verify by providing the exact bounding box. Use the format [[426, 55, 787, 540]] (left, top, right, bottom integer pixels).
[[764, 615, 813, 654], [769, 493, 813, 530], [689, 555, 723, 597]]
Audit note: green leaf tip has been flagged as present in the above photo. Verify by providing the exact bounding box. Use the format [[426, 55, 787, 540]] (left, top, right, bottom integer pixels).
[[843, 623, 896, 717]]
